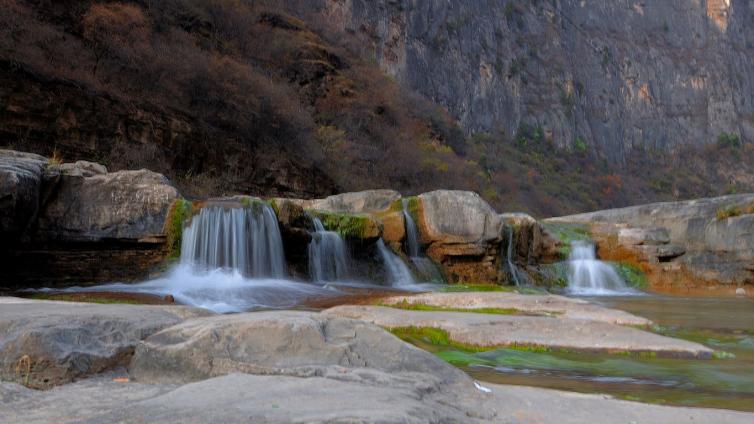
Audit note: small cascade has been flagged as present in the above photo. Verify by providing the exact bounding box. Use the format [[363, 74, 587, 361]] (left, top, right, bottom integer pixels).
[[402, 199, 444, 283], [402, 199, 421, 257], [505, 225, 525, 286], [377, 239, 416, 286], [180, 204, 286, 278], [308, 217, 350, 282], [567, 241, 631, 295]]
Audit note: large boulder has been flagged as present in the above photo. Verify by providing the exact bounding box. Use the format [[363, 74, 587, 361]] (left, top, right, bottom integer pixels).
[[36, 169, 179, 242], [417, 190, 503, 283], [130, 311, 467, 385], [0, 298, 210, 389], [0, 150, 46, 239]]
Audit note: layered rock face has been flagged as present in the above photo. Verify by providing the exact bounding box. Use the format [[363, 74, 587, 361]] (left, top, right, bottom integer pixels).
[[0, 149, 179, 288], [549, 194, 754, 292], [281, 0, 754, 159]]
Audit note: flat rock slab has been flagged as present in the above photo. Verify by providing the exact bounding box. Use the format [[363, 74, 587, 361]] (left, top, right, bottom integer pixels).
[[324, 305, 713, 357], [0, 297, 211, 388], [380, 292, 652, 326], [130, 310, 468, 385], [2, 373, 754, 424]]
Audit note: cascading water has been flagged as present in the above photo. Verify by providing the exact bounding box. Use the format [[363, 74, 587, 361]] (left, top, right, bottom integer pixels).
[[64, 203, 334, 313], [401, 199, 444, 283], [181, 205, 286, 278], [505, 226, 524, 287], [308, 217, 350, 282], [377, 239, 416, 286], [566, 241, 632, 295]]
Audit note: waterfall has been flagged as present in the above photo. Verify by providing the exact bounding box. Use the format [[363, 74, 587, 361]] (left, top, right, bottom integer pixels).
[[402, 199, 421, 257], [401, 200, 444, 283], [505, 226, 524, 286], [180, 204, 286, 278], [566, 241, 631, 295], [308, 217, 350, 282], [377, 239, 416, 286]]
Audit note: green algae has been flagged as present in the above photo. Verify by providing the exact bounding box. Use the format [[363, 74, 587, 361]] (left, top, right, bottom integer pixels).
[[382, 300, 522, 316], [165, 198, 192, 258], [611, 262, 648, 288], [541, 222, 592, 257], [307, 210, 376, 239]]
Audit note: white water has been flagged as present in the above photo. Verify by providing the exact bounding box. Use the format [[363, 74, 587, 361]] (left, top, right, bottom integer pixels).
[[401, 200, 444, 283], [376, 239, 416, 286], [62, 204, 340, 312], [505, 226, 525, 287], [308, 217, 350, 283], [181, 205, 286, 278], [566, 241, 634, 295]]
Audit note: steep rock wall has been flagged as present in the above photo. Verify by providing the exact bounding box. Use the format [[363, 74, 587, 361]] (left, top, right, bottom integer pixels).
[[281, 0, 754, 161]]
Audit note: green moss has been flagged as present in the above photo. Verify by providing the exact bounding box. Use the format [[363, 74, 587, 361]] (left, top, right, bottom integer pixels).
[[382, 300, 521, 315], [165, 198, 192, 259], [541, 222, 592, 257], [538, 262, 570, 289], [611, 262, 648, 289], [390, 326, 561, 354], [308, 210, 376, 239]]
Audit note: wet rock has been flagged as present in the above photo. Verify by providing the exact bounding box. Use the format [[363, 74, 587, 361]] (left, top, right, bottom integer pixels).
[[0, 298, 210, 389], [325, 305, 712, 357]]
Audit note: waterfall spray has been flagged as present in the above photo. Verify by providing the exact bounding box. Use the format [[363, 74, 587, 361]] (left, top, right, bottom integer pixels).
[[308, 217, 350, 282]]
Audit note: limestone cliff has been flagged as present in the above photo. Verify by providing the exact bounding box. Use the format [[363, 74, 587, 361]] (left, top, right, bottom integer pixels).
[[281, 0, 754, 161]]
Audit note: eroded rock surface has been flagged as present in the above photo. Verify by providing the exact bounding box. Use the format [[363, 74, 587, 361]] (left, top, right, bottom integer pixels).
[[0, 150, 46, 239], [325, 305, 712, 357], [130, 311, 467, 385], [0, 298, 210, 389]]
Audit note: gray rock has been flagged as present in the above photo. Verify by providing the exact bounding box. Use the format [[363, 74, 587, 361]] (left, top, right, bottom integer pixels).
[[324, 305, 712, 358], [419, 190, 501, 244], [304, 189, 401, 213], [3, 369, 754, 423], [0, 298, 210, 389], [0, 150, 46, 238], [56, 160, 108, 177], [36, 169, 179, 242], [618, 227, 671, 246], [130, 310, 468, 386]]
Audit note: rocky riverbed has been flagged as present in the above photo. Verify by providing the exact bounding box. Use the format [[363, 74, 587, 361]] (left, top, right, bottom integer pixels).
[[2, 296, 754, 424]]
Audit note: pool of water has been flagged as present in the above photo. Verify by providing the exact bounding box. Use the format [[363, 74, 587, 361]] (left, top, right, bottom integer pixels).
[[403, 295, 754, 411]]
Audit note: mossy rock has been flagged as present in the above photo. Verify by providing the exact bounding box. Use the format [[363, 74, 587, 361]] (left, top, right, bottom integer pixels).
[[541, 222, 592, 258], [611, 262, 648, 289], [307, 210, 381, 240], [164, 198, 193, 259]]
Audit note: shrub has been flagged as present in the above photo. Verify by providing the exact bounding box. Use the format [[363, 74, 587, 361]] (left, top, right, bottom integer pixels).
[[716, 205, 742, 220], [717, 132, 741, 149]]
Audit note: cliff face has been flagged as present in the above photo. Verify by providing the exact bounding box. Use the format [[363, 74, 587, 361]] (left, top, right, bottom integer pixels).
[[282, 0, 754, 161]]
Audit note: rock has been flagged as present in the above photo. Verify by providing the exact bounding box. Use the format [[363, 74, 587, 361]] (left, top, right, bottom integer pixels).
[[419, 190, 501, 244], [0, 298, 211, 389], [130, 310, 466, 385], [4, 372, 754, 424], [736, 287, 746, 296], [618, 227, 671, 246], [379, 292, 652, 326], [0, 150, 46, 239], [305, 189, 401, 213], [56, 160, 108, 177], [324, 305, 713, 357], [35, 169, 179, 242], [549, 194, 754, 289], [418, 190, 503, 283]]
